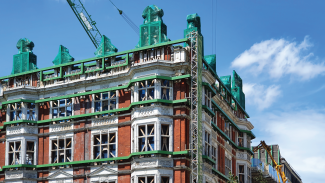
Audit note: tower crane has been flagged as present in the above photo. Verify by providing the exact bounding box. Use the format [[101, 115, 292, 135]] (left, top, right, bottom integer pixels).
[[253, 141, 287, 183], [67, 0, 102, 48]]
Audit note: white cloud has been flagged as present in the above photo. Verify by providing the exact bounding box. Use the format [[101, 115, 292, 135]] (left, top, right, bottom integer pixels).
[[231, 36, 325, 80], [252, 109, 325, 182], [243, 83, 281, 110]]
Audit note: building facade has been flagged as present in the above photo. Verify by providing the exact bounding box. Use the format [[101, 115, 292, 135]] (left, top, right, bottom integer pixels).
[[0, 5, 255, 183]]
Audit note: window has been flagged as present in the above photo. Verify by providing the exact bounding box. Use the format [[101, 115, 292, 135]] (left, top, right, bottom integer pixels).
[[9, 103, 22, 121], [239, 165, 245, 183], [138, 176, 155, 183], [138, 124, 155, 152], [26, 141, 35, 165], [93, 132, 116, 159], [161, 124, 170, 151], [204, 131, 210, 156], [204, 88, 211, 108], [247, 167, 251, 183], [27, 103, 36, 121], [238, 132, 244, 147], [8, 141, 21, 165], [51, 138, 72, 163], [52, 99, 72, 118], [225, 122, 230, 137], [94, 91, 117, 113], [138, 80, 155, 101], [161, 80, 172, 100], [161, 177, 169, 183], [247, 136, 251, 149], [225, 157, 231, 177], [211, 146, 217, 169]]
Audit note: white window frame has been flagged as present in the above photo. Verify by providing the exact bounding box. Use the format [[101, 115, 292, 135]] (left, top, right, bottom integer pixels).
[[238, 164, 245, 183], [204, 131, 211, 156], [6, 137, 38, 165], [211, 146, 217, 169], [204, 87, 211, 109], [93, 131, 117, 159], [8, 102, 23, 121], [51, 99, 73, 119], [50, 135, 73, 164], [137, 80, 156, 101], [225, 121, 230, 137], [225, 156, 231, 178], [94, 91, 118, 113], [8, 141, 22, 165], [138, 123, 155, 152], [161, 79, 173, 100]]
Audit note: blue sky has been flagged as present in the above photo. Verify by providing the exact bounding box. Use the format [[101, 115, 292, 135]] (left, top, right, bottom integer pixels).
[[1, 0, 324, 182]]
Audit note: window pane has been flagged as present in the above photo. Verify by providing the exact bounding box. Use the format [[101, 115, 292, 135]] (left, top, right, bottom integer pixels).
[[52, 151, 57, 163], [102, 101, 109, 111], [102, 134, 108, 144], [66, 149, 72, 162], [95, 102, 101, 112], [139, 126, 145, 137], [109, 133, 116, 143], [239, 165, 244, 173], [59, 107, 66, 117], [147, 125, 154, 135], [161, 137, 169, 151], [59, 99, 65, 106], [162, 80, 170, 87], [17, 110, 22, 120], [101, 145, 108, 158], [103, 93, 109, 99], [110, 100, 116, 110], [148, 177, 155, 183], [59, 140, 64, 149], [161, 88, 169, 100], [161, 125, 169, 135], [161, 177, 169, 183], [109, 144, 116, 157], [109, 91, 116, 98], [139, 89, 146, 101], [66, 99, 72, 106], [66, 106, 72, 116], [147, 80, 155, 87], [139, 137, 145, 152], [10, 111, 15, 121], [148, 88, 154, 100], [52, 108, 58, 118], [94, 146, 100, 159], [148, 137, 154, 151]]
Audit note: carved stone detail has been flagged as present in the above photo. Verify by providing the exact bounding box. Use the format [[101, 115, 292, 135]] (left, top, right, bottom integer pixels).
[[92, 117, 118, 127], [7, 125, 38, 136], [5, 170, 37, 179], [49, 123, 74, 133], [132, 106, 172, 119], [159, 160, 173, 167]]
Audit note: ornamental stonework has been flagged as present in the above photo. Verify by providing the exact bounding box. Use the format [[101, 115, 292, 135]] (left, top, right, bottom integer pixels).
[[132, 106, 172, 119], [49, 123, 74, 132], [7, 126, 38, 136], [92, 117, 118, 127]]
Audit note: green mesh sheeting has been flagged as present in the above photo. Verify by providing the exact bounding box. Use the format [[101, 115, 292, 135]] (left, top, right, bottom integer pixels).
[[220, 75, 231, 91], [52, 45, 74, 65], [11, 38, 38, 75], [204, 54, 216, 73], [231, 70, 245, 109], [136, 5, 169, 48], [95, 35, 118, 57], [184, 13, 204, 55]]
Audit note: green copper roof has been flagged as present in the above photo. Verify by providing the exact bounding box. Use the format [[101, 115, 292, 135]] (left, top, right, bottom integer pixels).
[[52, 45, 74, 65], [136, 5, 169, 48], [204, 54, 216, 73], [11, 38, 38, 74], [95, 35, 118, 57]]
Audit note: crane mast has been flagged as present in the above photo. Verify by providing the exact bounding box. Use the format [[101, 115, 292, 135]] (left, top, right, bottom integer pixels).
[[67, 0, 102, 48], [253, 141, 287, 183]]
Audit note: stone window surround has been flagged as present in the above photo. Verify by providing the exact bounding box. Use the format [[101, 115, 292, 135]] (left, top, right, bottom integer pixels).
[[131, 118, 173, 153], [93, 90, 119, 113], [6, 102, 38, 122], [49, 133, 74, 164], [91, 127, 118, 159], [131, 169, 173, 183], [5, 136, 38, 166]]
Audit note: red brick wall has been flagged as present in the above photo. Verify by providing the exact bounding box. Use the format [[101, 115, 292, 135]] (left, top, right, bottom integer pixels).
[[174, 159, 189, 167], [0, 139, 5, 168], [118, 115, 131, 124], [218, 147, 225, 174], [118, 124, 131, 157], [173, 118, 189, 152], [38, 128, 49, 165], [118, 174, 131, 183], [118, 89, 131, 108], [164, 46, 171, 60], [39, 102, 50, 120], [32, 73, 38, 87], [74, 97, 81, 115], [73, 168, 85, 183], [173, 79, 189, 100], [134, 52, 140, 63], [174, 170, 189, 183], [0, 111, 6, 127], [74, 122, 85, 161], [118, 164, 131, 170]]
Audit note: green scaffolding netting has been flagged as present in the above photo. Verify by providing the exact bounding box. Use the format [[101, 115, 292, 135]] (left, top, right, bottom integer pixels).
[[11, 38, 38, 75], [52, 45, 74, 65], [136, 5, 169, 48], [95, 35, 118, 57]]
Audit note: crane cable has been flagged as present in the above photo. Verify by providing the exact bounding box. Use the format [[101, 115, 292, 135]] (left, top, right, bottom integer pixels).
[[212, 0, 217, 55], [109, 0, 139, 35]]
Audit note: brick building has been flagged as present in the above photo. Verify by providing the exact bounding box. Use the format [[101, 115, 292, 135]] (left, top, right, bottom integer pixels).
[[0, 5, 254, 183]]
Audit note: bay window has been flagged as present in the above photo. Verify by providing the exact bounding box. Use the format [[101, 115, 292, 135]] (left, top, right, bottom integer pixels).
[[138, 80, 155, 101], [8, 141, 21, 165], [161, 80, 172, 100], [138, 124, 155, 152], [138, 176, 155, 183], [238, 132, 244, 147]]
